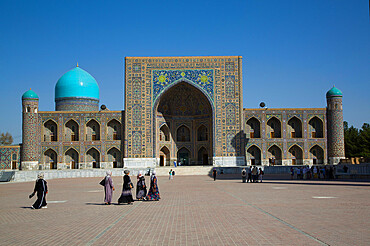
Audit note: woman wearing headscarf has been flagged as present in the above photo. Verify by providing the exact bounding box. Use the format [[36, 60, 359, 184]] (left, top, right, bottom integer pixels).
[[118, 170, 134, 204], [104, 171, 115, 205], [29, 172, 48, 209], [136, 170, 147, 200], [146, 170, 160, 201]]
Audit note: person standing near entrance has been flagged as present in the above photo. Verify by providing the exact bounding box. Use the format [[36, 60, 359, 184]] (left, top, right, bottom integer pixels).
[[136, 171, 147, 200], [212, 168, 217, 181], [241, 168, 247, 183], [29, 173, 48, 209], [247, 166, 252, 183]]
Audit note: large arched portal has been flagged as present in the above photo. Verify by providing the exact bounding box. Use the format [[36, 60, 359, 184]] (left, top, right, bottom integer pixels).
[[155, 82, 213, 166]]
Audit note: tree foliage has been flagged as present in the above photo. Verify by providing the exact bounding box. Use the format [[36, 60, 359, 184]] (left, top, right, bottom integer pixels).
[[0, 132, 13, 145], [344, 122, 370, 158]]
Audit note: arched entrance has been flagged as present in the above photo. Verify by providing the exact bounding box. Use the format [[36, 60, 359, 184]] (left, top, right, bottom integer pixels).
[[159, 146, 170, 166], [197, 147, 209, 165], [310, 145, 324, 164], [289, 145, 303, 165], [177, 147, 190, 166], [107, 147, 121, 168], [65, 148, 79, 169], [267, 145, 282, 165], [155, 82, 213, 166], [86, 147, 100, 168], [44, 149, 57, 169], [247, 145, 261, 165]]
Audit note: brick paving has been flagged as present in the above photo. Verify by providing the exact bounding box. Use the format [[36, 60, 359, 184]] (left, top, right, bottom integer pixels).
[[0, 175, 369, 245]]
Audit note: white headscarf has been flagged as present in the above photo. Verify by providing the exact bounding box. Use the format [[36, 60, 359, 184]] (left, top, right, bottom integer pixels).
[[37, 172, 44, 179], [106, 170, 112, 176]]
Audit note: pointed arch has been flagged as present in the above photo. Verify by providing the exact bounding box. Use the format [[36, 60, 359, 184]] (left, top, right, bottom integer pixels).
[[288, 116, 302, 138], [107, 119, 121, 140], [308, 116, 324, 138], [65, 148, 79, 169], [159, 146, 170, 166], [267, 117, 281, 138], [65, 119, 79, 141], [107, 147, 121, 167], [310, 144, 324, 164], [86, 147, 100, 168], [197, 124, 208, 141], [247, 145, 261, 165], [160, 124, 170, 142], [246, 117, 261, 138], [177, 125, 190, 142], [288, 144, 303, 165], [86, 119, 100, 141], [197, 146, 209, 165], [267, 144, 282, 165], [43, 119, 58, 142], [44, 148, 57, 169], [177, 147, 191, 166]]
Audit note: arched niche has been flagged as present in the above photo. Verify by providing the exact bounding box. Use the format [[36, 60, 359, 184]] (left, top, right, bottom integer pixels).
[[288, 145, 303, 165], [86, 147, 100, 168], [107, 119, 121, 140], [65, 148, 79, 169], [177, 125, 190, 142], [309, 117, 324, 138], [177, 147, 191, 166], [267, 145, 282, 165], [246, 117, 261, 138], [288, 116, 302, 138], [310, 145, 324, 164], [159, 146, 170, 166], [86, 119, 100, 141], [267, 117, 281, 138], [197, 147, 209, 165], [44, 120, 58, 142], [197, 125, 208, 141], [159, 124, 170, 142], [247, 145, 261, 165], [44, 149, 57, 169], [65, 119, 79, 141], [107, 147, 121, 168]]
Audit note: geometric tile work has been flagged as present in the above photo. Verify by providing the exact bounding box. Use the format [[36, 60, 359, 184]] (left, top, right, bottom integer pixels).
[[125, 56, 243, 160], [327, 97, 345, 158], [0, 146, 20, 169], [243, 108, 328, 162]]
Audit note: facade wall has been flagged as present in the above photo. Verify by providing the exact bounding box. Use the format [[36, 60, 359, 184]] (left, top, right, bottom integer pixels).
[[55, 97, 99, 111], [38, 110, 123, 169], [124, 56, 244, 166], [244, 108, 327, 165], [0, 146, 20, 169]]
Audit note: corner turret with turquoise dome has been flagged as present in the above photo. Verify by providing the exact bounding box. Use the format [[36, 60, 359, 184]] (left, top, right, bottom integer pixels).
[[22, 89, 39, 100], [55, 64, 100, 111], [326, 86, 343, 98]]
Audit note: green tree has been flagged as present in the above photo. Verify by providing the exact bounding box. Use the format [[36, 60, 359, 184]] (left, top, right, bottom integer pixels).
[[343, 121, 360, 157], [0, 132, 13, 145], [359, 123, 370, 158]]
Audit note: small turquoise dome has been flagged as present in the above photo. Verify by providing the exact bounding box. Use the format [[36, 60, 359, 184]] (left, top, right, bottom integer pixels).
[[55, 66, 99, 99], [22, 89, 39, 99], [326, 86, 343, 97]]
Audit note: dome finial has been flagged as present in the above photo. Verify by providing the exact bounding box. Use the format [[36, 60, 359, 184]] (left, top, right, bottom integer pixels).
[[76, 62, 79, 67]]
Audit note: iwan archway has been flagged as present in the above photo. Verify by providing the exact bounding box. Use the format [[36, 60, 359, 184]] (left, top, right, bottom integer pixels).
[[154, 81, 213, 166]]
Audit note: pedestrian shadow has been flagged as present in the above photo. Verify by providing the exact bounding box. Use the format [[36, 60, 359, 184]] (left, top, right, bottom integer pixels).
[[260, 181, 370, 187], [85, 202, 109, 206], [20, 206, 33, 209]]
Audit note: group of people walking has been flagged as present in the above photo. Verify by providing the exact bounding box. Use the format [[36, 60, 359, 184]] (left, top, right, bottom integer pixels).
[[242, 166, 264, 183], [104, 169, 161, 205]]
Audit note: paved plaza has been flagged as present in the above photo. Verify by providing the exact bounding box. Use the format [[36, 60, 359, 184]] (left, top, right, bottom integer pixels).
[[0, 175, 369, 245]]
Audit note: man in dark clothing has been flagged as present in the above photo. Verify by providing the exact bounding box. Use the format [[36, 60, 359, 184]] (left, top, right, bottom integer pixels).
[[29, 173, 48, 209], [247, 167, 252, 183], [212, 169, 217, 181]]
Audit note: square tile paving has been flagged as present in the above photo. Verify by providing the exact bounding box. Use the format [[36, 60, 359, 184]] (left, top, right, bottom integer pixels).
[[0, 175, 369, 245]]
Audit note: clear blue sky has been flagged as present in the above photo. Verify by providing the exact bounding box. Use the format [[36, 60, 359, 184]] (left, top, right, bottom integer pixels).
[[0, 0, 369, 144]]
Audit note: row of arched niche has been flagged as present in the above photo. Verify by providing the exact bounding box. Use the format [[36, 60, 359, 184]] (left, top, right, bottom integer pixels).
[[245, 116, 324, 139], [246, 144, 325, 165], [159, 124, 208, 142], [43, 119, 121, 142], [43, 147, 121, 169]]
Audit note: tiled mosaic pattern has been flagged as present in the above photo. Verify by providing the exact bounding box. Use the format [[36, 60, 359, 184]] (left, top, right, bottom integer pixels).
[[327, 97, 345, 159], [55, 97, 99, 111], [0, 146, 20, 169]]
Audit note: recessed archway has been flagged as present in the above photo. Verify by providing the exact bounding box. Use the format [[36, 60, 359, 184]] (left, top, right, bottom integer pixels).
[[289, 145, 303, 165], [288, 116, 302, 138], [267, 117, 281, 138], [44, 149, 57, 169], [159, 146, 170, 166], [309, 117, 324, 138], [246, 117, 261, 138], [43, 120, 58, 142], [107, 147, 121, 168], [267, 145, 282, 165], [86, 147, 100, 168], [155, 82, 213, 166], [65, 148, 79, 169], [65, 119, 79, 141], [177, 147, 191, 166], [310, 145, 324, 164], [247, 145, 261, 165]]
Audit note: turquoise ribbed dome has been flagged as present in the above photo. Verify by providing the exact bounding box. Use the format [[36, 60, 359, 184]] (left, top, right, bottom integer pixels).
[[55, 66, 99, 99], [326, 86, 343, 97], [22, 89, 39, 99]]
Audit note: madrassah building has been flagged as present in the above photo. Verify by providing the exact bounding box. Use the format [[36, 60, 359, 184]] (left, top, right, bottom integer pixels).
[[0, 56, 345, 171]]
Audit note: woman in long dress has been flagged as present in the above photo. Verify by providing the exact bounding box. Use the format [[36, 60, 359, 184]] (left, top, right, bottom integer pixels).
[[118, 170, 134, 204], [136, 171, 147, 200], [146, 170, 160, 201], [29, 173, 48, 209], [104, 171, 115, 205]]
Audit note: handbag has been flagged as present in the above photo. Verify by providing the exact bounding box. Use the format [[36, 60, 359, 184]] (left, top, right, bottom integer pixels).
[[99, 178, 105, 186]]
